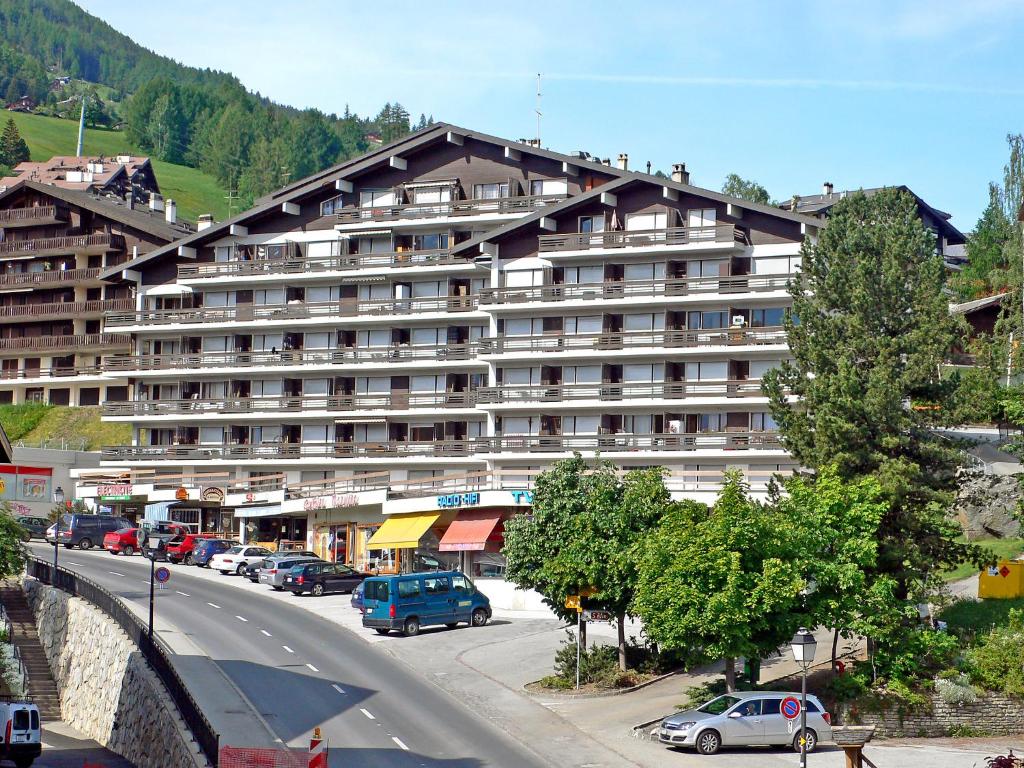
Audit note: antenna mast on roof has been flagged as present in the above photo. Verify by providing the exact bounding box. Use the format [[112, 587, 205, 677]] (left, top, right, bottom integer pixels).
[[535, 73, 542, 146]]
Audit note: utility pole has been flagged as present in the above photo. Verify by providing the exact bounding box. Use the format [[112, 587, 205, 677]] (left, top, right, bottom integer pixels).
[[535, 73, 542, 146], [75, 95, 86, 156], [224, 188, 239, 218]]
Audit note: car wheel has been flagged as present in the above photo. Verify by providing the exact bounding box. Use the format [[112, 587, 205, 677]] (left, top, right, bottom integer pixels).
[[123, 545, 134, 556], [236, 563, 246, 575], [403, 617, 420, 637], [312, 583, 325, 597], [794, 728, 817, 754], [374, 628, 390, 635], [272, 586, 283, 591], [183, 553, 194, 565], [290, 591, 302, 596], [696, 729, 721, 755], [77, 538, 92, 550], [471, 608, 488, 627]]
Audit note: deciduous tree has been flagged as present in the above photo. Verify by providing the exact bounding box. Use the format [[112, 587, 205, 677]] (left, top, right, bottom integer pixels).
[[721, 173, 773, 205]]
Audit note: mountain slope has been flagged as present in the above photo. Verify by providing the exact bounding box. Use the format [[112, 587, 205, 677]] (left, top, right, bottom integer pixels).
[[6, 111, 229, 221]]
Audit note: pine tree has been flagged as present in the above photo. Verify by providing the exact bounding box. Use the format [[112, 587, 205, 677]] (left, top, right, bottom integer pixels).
[[763, 188, 982, 608], [0, 118, 30, 167]]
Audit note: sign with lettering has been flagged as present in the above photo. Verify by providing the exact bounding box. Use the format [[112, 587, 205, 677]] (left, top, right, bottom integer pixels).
[[509, 490, 534, 505], [201, 487, 226, 504], [98, 483, 133, 500], [303, 494, 359, 512], [436, 492, 480, 509]]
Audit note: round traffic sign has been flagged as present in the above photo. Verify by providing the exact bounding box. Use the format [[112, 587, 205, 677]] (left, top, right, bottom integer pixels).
[[781, 696, 801, 720], [154, 566, 171, 584]]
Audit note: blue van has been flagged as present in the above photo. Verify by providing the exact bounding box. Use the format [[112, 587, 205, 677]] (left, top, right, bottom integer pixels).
[[361, 571, 492, 637]]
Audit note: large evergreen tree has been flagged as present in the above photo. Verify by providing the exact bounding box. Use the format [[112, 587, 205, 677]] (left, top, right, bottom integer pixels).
[[0, 117, 29, 166], [763, 188, 981, 608]]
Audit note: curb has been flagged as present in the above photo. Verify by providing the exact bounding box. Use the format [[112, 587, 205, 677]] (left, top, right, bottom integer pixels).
[[524, 667, 684, 700]]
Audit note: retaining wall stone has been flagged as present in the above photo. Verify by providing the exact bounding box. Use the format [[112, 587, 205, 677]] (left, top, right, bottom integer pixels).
[[840, 690, 1024, 738]]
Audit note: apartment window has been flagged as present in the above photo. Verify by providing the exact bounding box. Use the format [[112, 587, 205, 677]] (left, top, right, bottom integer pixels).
[[320, 195, 344, 216], [413, 186, 452, 204], [409, 424, 436, 441], [359, 189, 397, 208], [529, 179, 569, 197], [474, 182, 509, 199], [750, 308, 786, 327], [412, 233, 449, 251], [687, 311, 728, 330], [688, 208, 717, 239], [751, 412, 778, 432], [579, 215, 606, 233], [626, 211, 667, 231]]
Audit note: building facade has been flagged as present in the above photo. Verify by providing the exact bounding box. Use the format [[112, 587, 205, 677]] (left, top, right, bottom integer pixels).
[[0, 180, 190, 405], [80, 125, 822, 576]]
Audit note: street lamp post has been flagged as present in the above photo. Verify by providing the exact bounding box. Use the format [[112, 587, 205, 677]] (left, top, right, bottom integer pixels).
[[52, 487, 64, 584], [790, 627, 817, 768]]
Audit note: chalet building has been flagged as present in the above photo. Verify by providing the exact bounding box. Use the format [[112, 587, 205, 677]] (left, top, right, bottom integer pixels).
[[0, 180, 191, 406], [68, 123, 826, 581], [781, 182, 967, 269], [0, 155, 161, 205]]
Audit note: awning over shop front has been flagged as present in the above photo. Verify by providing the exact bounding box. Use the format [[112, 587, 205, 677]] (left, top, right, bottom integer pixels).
[[438, 512, 503, 552], [233, 504, 283, 519], [367, 512, 440, 550]]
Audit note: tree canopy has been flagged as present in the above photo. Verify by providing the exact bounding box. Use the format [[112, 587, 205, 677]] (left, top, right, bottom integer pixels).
[[0, 117, 29, 167], [721, 173, 774, 205]]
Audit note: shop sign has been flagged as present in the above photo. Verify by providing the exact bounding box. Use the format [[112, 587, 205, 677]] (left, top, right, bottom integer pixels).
[[245, 492, 256, 503], [201, 487, 226, 504], [303, 493, 359, 512], [436, 492, 480, 509], [175, 486, 189, 501], [509, 490, 534, 504], [99, 483, 133, 501]]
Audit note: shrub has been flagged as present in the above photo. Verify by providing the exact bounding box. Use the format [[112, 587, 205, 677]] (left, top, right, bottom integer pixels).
[[967, 610, 1024, 696], [949, 723, 987, 738], [550, 633, 621, 688], [872, 627, 960, 684], [934, 673, 979, 706], [827, 670, 869, 702]]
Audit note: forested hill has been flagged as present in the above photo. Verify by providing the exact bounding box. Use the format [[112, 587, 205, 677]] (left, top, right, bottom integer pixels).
[[0, 0, 429, 210]]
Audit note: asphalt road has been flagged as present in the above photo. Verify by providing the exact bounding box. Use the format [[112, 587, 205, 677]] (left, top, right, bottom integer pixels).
[[27, 543, 550, 768]]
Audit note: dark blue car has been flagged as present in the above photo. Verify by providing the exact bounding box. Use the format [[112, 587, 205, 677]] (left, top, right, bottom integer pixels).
[[192, 538, 238, 567]]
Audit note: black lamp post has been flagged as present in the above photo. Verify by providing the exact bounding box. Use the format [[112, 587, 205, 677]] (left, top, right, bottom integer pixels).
[[52, 486, 64, 582], [790, 627, 817, 768]]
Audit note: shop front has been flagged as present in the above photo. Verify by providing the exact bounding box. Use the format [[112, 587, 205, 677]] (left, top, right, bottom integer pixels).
[[284, 487, 388, 565], [364, 511, 444, 574]]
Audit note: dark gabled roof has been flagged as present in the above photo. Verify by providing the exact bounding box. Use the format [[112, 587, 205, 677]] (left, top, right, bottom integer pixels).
[[782, 186, 966, 245], [104, 121, 819, 281], [0, 181, 192, 243], [450, 175, 821, 258]]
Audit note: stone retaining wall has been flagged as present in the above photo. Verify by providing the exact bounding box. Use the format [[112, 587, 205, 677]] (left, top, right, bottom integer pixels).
[[24, 579, 207, 768], [840, 690, 1024, 738]]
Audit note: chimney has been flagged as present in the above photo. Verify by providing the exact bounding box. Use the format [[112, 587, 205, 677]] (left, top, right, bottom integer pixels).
[[197, 213, 214, 231], [602, 158, 611, 167], [165, 199, 177, 225], [617, 153, 628, 171], [671, 163, 689, 185], [823, 181, 834, 196]]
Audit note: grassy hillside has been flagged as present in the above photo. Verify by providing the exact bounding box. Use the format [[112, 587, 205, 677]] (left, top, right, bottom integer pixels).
[[5, 111, 228, 222], [0, 404, 130, 450]]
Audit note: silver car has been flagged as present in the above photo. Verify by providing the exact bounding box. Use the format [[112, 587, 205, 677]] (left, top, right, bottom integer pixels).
[[659, 691, 833, 755], [258, 555, 322, 590]]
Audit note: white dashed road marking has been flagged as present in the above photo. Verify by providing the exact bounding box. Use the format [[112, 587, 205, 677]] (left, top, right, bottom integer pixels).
[[332, 684, 345, 695], [260, 630, 272, 637], [107, 571, 124, 577], [306, 663, 318, 672], [360, 709, 375, 720], [392, 737, 409, 751], [176, 591, 190, 597], [282, 645, 294, 654], [207, 602, 221, 609], [236, 615, 248, 622]]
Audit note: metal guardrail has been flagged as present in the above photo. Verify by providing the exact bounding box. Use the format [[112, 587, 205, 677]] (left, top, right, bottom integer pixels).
[[27, 557, 219, 765]]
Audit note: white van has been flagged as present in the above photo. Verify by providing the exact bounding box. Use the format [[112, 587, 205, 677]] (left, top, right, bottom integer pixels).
[[0, 701, 41, 767]]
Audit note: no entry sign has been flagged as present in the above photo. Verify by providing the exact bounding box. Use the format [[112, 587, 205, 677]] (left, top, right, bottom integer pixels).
[[781, 696, 801, 720]]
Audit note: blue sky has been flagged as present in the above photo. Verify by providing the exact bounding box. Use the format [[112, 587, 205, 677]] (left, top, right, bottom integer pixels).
[[78, 0, 1024, 230]]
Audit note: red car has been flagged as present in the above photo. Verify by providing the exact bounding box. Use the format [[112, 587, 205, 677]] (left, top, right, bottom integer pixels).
[[166, 532, 215, 565], [103, 527, 140, 556]]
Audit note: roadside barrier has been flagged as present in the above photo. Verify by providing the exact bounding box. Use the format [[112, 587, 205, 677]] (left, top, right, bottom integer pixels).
[[26, 556, 220, 766], [218, 746, 309, 767]]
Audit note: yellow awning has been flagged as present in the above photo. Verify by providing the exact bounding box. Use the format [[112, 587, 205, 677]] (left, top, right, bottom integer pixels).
[[366, 512, 440, 549]]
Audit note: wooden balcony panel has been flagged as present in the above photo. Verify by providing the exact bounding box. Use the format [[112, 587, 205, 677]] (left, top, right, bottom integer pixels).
[[177, 248, 462, 279], [538, 225, 747, 252], [0, 268, 103, 288], [335, 194, 566, 223], [477, 326, 788, 355], [476, 380, 766, 404], [0, 298, 133, 322], [0, 233, 125, 259], [102, 439, 480, 461], [0, 204, 70, 228], [479, 431, 781, 453], [0, 332, 130, 352]]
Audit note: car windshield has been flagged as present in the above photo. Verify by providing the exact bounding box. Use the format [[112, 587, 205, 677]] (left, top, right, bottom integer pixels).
[[225, 546, 244, 554], [289, 564, 308, 574], [697, 695, 741, 715]]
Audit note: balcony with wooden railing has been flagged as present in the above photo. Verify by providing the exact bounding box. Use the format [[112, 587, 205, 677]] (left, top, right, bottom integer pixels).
[[480, 273, 792, 306], [176, 248, 465, 280], [538, 225, 747, 253], [0, 363, 106, 381], [0, 267, 104, 289], [0, 204, 70, 228], [476, 380, 765, 405], [477, 326, 788, 355], [0, 233, 125, 259], [105, 295, 481, 327], [103, 341, 479, 373], [102, 390, 477, 417], [0, 298, 133, 322], [0, 333, 130, 353], [478, 431, 782, 453], [335, 193, 566, 224]]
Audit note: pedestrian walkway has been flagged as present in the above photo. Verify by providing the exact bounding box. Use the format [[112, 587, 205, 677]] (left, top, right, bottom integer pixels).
[[0, 580, 61, 720]]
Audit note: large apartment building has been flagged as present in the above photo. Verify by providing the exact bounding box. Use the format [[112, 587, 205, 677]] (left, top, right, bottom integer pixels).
[[75, 124, 961, 578], [0, 180, 191, 405]]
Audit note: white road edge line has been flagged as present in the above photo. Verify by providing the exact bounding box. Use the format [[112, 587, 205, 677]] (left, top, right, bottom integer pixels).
[[176, 591, 190, 597], [360, 708, 375, 721], [392, 736, 409, 750], [305, 663, 318, 672], [207, 602, 221, 609], [282, 645, 294, 654], [236, 615, 248, 622], [107, 571, 124, 576], [331, 684, 345, 695], [260, 629, 272, 637]]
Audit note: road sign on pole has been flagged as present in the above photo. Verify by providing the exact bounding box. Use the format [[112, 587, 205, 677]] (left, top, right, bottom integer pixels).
[[781, 696, 801, 721], [581, 609, 612, 622], [564, 595, 581, 611]]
